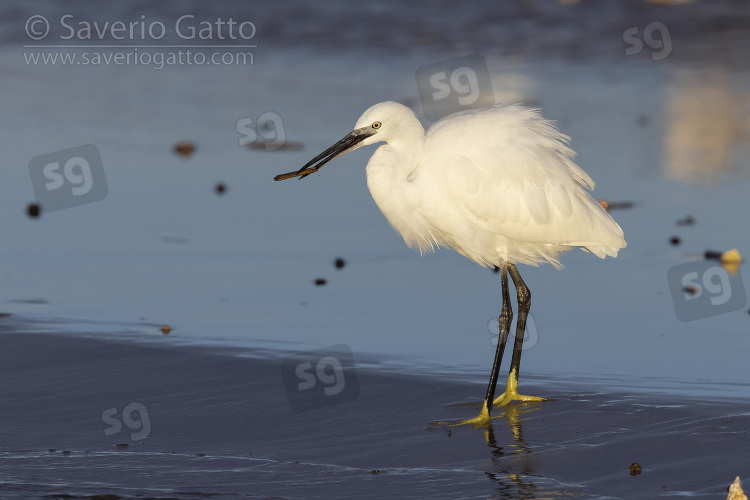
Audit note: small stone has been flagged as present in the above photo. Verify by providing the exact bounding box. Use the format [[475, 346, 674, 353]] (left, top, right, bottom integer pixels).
[[628, 462, 642, 476], [174, 141, 196, 157], [27, 203, 40, 218]]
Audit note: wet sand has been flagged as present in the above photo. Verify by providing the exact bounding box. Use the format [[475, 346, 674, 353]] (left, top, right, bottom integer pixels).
[[1, 324, 748, 499]]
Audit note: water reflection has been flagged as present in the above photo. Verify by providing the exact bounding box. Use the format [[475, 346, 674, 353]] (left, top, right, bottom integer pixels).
[[481, 404, 550, 498], [663, 69, 750, 182]]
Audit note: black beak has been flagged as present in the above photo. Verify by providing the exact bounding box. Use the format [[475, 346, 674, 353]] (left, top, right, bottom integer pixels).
[[274, 128, 374, 181]]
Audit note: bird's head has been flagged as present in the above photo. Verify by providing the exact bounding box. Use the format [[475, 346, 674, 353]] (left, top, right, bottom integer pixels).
[[274, 101, 419, 181]]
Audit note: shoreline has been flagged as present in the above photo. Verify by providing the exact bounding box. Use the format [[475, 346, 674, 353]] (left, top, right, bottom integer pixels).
[[0, 321, 748, 499], [3, 312, 749, 403]]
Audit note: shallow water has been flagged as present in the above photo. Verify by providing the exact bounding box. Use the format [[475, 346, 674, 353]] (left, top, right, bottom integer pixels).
[[2, 0, 750, 498]]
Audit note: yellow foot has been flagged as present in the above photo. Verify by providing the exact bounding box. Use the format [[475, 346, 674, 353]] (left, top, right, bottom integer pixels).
[[432, 369, 549, 428], [454, 401, 493, 427], [429, 402, 496, 428], [492, 368, 549, 407], [492, 391, 546, 407]]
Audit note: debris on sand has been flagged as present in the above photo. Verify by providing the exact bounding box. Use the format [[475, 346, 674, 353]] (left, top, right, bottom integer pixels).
[[705, 248, 743, 275], [677, 215, 695, 226], [27, 203, 40, 218], [727, 476, 747, 500], [173, 141, 196, 158], [719, 248, 742, 264], [597, 199, 635, 212]]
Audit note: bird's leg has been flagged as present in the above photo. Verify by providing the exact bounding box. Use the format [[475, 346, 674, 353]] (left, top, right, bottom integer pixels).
[[458, 264, 512, 426], [485, 264, 513, 412], [493, 264, 548, 406]]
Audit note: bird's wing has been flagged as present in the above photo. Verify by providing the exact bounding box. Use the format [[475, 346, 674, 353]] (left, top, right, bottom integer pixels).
[[418, 104, 625, 252]]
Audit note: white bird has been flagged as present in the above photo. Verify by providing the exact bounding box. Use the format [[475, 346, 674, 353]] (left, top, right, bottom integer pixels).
[[275, 101, 626, 426]]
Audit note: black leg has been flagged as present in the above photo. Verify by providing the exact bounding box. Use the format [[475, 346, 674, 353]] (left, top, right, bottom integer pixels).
[[507, 264, 531, 385], [456, 262, 543, 426], [483, 263, 512, 416]]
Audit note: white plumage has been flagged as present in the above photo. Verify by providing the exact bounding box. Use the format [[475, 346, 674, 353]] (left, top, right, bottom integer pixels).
[[355, 102, 626, 269]]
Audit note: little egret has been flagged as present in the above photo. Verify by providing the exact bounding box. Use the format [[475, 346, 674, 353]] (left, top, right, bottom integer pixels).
[[275, 101, 626, 426]]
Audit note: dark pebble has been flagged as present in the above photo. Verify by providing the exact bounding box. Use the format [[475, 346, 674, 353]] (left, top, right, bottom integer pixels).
[[26, 203, 40, 218], [704, 250, 723, 260]]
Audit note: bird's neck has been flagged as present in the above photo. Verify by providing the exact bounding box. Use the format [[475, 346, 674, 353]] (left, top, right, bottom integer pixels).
[[366, 134, 423, 193], [365, 131, 428, 250], [369, 126, 425, 179]]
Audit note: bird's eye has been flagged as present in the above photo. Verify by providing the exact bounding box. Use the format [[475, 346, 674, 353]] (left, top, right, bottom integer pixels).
[[372, 121, 381, 129]]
